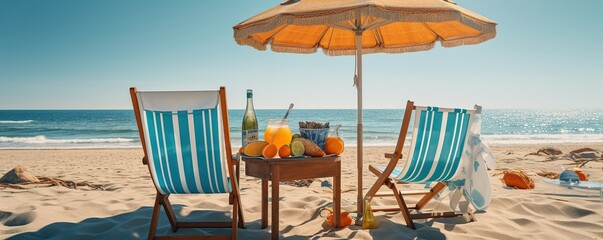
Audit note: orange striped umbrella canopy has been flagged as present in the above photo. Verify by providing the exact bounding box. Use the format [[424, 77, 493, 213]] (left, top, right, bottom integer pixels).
[[233, 0, 496, 216], [233, 0, 496, 55]]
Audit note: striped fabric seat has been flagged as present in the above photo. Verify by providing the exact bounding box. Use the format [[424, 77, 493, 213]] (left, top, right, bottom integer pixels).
[[131, 87, 243, 239], [365, 101, 483, 229], [392, 107, 473, 183], [137, 90, 230, 194]]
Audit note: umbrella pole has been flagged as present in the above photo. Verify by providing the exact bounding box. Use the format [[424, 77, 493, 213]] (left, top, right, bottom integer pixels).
[[355, 31, 364, 217]]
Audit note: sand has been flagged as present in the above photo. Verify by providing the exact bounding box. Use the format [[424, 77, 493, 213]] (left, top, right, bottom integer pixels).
[[1, 145, 602, 239]]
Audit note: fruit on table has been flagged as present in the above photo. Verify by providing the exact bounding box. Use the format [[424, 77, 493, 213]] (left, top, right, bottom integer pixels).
[[262, 143, 278, 158], [295, 138, 325, 157], [238, 147, 245, 155], [243, 141, 269, 157], [278, 145, 291, 158], [292, 133, 300, 140], [325, 137, 344, 155], [290, 141, 305, 156]]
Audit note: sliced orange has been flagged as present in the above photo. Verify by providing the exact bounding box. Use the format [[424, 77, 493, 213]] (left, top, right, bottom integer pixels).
[[262, 143, 278, 159], [243, 141, 269, 157]]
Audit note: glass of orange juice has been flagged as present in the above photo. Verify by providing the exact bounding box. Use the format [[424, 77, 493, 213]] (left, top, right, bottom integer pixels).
[[264, 119, 292, 149]]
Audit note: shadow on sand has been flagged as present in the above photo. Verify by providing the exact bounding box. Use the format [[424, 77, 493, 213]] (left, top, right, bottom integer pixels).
[[8, 205, 453, 240], [8, 204, 271, 240]]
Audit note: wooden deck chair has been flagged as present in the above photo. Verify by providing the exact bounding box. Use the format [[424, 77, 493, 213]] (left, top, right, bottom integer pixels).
[[130, 86, 244, 240], [365, 100, 481, 229]]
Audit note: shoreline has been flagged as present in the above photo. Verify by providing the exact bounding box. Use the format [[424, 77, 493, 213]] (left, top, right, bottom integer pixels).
[[2, 142, 603, 151]]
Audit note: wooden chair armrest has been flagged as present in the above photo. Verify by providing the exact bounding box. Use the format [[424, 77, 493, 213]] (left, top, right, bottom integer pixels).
[[231, 153, 241, 183], [384, 153, 402, 159], [369, 164, 383, 176], [231, 153, 240, 165]]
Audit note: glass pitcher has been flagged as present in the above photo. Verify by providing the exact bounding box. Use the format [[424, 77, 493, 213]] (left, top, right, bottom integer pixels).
[[264, 119, 292, 149]]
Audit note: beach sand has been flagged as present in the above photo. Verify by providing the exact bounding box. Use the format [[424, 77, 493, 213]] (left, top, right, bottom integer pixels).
[[1, 145, 602, 239]]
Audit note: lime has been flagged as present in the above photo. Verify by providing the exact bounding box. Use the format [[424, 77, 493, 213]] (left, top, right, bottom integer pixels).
[[292, 133, 301, 140], [290, 140, 305, 156]]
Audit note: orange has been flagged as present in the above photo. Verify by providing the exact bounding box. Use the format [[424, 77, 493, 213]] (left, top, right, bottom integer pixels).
[[325, 137, 344, 155], [243, 141, 269, 157], [262, 143, 278, 159], [278, 145, 291, 158], [238, 147, 245, 155]]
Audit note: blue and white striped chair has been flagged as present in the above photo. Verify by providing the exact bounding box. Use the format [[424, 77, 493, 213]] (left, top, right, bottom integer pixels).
[[365, 100, 484, 229], [130, 86, 243, 240]]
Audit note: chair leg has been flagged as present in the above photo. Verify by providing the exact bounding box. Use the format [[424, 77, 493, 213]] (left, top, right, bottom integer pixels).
[[232, 194, 238, 240], [233, 158, 245, 228], [237, 193, 245, 228], [397, 190, 416, 229], [414, 182, 446, 210], [148, 193, 162, 240], [148, 192, 238, 239], [366, 175, 467, 229], [389, 181, 405, 211], [160, 194, 179, 232]]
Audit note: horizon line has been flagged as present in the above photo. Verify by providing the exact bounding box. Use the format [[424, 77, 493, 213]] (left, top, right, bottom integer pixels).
[[1, 107, 603, 111]]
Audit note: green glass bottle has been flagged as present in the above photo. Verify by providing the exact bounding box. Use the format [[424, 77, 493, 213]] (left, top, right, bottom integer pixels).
[[242, 89, 258, 147]]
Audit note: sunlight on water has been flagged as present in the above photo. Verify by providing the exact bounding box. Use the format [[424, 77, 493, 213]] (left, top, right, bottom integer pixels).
[[0, 109, 602, 149]]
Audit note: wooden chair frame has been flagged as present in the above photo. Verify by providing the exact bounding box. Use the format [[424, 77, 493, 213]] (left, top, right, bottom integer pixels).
[[130, 86, 244, 240], [364, 100, 473, 229]]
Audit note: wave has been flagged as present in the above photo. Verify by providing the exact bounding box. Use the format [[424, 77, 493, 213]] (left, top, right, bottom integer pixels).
[[0, 135, 135, 144], [3, 133, 603, 149], [0, 126, 138, 135], [0, 120, 34, 124]]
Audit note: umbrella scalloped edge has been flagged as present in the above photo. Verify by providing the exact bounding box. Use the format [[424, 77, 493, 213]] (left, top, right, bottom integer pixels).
[[234, 5, 497, 56]]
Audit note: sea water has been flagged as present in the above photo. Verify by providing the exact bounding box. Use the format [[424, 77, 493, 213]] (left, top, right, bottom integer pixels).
[[0, 109, 602, 149]]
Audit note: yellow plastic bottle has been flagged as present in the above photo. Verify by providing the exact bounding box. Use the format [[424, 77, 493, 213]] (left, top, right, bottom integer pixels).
[[362, 199, 376, 229]]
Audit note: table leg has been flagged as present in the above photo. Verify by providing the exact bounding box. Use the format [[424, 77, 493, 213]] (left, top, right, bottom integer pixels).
[[334, 161, 341, 228], [236, 159, 240, 183], [271, 165, 280, 240], [261, 179, 268, 229]]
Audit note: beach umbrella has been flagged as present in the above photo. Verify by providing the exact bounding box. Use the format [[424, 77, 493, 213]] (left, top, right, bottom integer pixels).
[[233, 0, 497, 216]]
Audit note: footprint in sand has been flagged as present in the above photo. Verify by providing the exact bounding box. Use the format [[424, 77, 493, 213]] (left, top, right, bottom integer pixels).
[[2, 211, 36, 227], [0, 211, 12, 222]]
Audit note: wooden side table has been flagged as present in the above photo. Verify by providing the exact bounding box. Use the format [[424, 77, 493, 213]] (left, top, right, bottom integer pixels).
[[242, 156, 341, 240]]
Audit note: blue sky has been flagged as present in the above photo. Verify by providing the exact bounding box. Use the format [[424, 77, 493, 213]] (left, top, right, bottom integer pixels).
[[0, 0, 601, 110]]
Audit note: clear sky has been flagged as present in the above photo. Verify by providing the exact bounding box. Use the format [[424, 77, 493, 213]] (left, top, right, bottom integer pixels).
[[0, 0, 601, 110]]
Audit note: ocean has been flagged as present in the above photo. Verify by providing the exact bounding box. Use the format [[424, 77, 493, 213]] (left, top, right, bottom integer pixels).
[[1, 109, 602, 149]]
